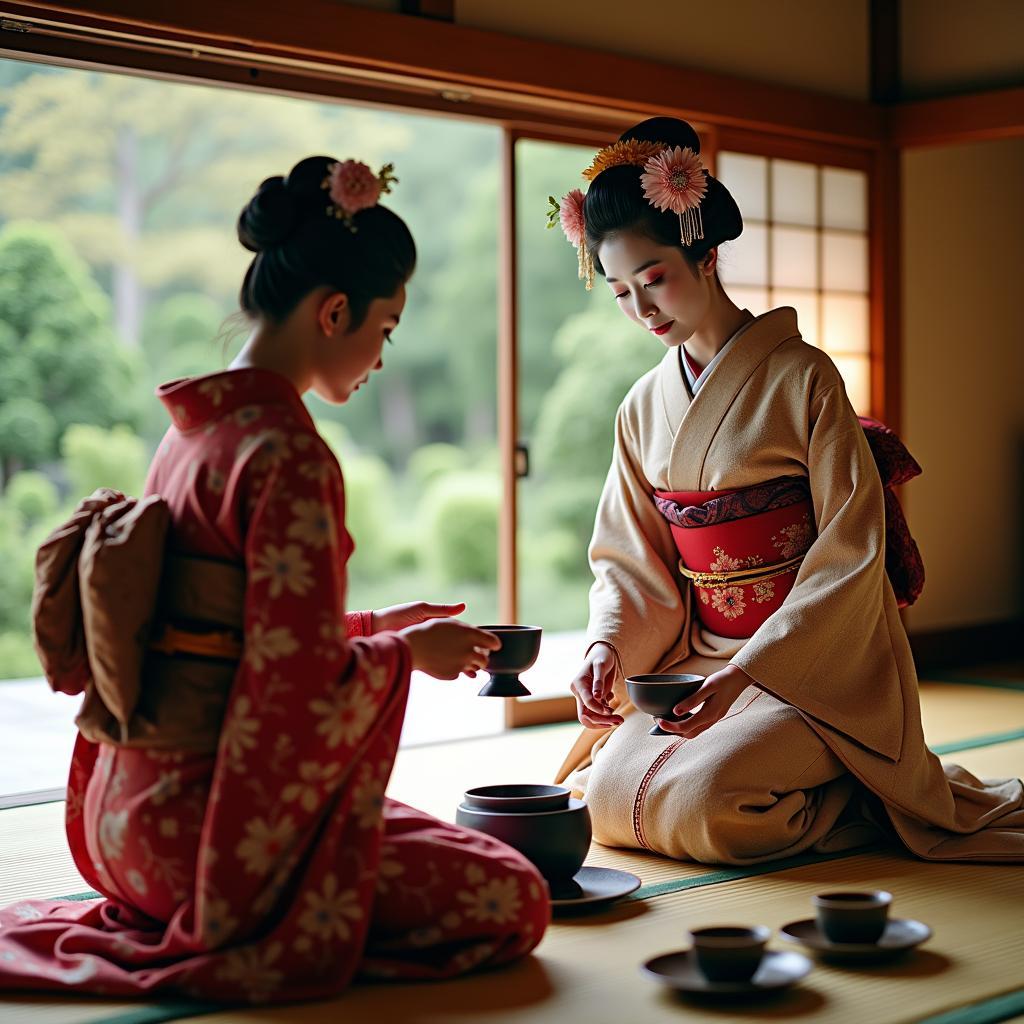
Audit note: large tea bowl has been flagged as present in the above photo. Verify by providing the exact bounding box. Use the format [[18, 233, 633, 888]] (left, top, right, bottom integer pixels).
[[455, 796, 592, 882], [462, 783, 571, 813], [476, 625, 542, 697], [626, 673, 705, 736]]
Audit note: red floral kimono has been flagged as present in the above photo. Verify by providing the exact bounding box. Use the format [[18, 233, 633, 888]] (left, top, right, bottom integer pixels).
[[0, 369, 548, 1002]]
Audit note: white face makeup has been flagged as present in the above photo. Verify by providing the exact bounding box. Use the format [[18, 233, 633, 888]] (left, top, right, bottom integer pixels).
[[599, 232, 714, 348]]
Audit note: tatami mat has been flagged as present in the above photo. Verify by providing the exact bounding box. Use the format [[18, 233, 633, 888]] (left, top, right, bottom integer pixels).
[[1, 675, 1023, 1024], [194, 852, 1024, 1024]]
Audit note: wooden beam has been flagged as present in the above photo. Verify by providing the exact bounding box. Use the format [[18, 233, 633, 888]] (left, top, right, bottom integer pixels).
[[869, 0, 901, 104], [0, 0, 884, 147], [399, 0, 453, 21], [497, 129, 518, 632], [869, 142, 902, 434], [889, 86, 1024, 148]]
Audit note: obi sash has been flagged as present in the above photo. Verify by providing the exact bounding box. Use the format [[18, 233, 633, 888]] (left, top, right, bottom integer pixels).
[[654, 420, 925, 638], [33, 489, 244, 751], [655, 478, 814, 640]]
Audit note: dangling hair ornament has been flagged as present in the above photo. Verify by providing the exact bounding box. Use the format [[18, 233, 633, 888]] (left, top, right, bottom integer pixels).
[[546, 139, 708, 287], [640, 146, 708, 246], [322, 159, 398, 232], [547, 189, 594, 289]]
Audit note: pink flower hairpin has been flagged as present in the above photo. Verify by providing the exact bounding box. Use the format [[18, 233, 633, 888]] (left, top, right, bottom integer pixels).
[[322, 159, 398, 232], [640, 146, 708, 246], [547, 189, 593, 288]]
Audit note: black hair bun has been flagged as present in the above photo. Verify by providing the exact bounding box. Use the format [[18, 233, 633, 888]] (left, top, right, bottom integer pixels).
[[620, 117, 701, 154], [237, 175, 300, 253]]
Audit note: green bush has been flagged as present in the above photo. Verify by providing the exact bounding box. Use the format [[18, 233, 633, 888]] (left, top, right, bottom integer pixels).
[[61, 424, 147, 499], [532, 307, 660, 481], [422, 472, 499, 585], [0, 398, 58, 475], [0, 513, 37, 635], [0, 630, 42, 680], [527, 476, 603, 552], [520, 527, 584, 582], [340, 452, 401, 576], [5, 471, 59, 525], [0, 223, 141, 475], [407, 443, 467, 491]]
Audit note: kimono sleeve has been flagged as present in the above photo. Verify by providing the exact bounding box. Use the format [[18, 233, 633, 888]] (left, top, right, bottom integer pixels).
[[731, 382, 906, 759], [238, 438, 409, 708], [586, 401, 687, 679], [195, 436, 412, 939]]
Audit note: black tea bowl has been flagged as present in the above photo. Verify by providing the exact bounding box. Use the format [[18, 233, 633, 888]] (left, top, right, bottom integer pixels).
[[690, 925, 771, 982], [813, 891, 892, 944], [455, 798, 592, 881], [462, 784, 571, 813], [477, 625, 542, 697], [626, 673, 705, 735]]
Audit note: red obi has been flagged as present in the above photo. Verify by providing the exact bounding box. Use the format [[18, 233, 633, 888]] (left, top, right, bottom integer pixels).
[[654, 479, 816, 640]]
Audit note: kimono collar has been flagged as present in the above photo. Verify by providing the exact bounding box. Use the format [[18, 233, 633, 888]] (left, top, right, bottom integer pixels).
[[157, 369, 316, 433], [661, 306, 802, 488]]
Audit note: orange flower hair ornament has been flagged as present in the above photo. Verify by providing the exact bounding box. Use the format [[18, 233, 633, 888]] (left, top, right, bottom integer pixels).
[[547, 140, 709, 288], [321, 159, 398, 232]]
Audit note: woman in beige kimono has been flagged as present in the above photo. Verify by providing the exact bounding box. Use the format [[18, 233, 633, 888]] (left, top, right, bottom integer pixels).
[[552, 117, 1024, 865]]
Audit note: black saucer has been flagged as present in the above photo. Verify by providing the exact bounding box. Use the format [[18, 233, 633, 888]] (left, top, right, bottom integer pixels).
[[780, 917, 932, 961], [548, 866, 640, 911], [642, 948, 812, 995]]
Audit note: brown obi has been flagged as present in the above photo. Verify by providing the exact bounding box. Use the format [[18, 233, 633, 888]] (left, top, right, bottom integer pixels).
[[33, 489, 244, 752], [654, 477, 815, 640]]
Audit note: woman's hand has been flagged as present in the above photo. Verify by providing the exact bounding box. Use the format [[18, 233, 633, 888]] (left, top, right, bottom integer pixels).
[[372, 601, 466, 634], [656, 663, 754, 739], [399, 619, 500, 680], [569, 642, 624, 730]]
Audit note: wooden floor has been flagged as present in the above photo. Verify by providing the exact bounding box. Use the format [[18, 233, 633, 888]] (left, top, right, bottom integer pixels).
[[1, 670, 1023, 1024]]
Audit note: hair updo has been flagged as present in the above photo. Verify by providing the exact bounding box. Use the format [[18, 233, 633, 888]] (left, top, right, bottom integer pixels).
[[583, 117, 743, 277], [237, 155, 416, 329]]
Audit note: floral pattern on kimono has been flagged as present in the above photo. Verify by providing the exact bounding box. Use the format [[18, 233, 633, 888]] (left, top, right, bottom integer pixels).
[[0, 369, 548, 1002]]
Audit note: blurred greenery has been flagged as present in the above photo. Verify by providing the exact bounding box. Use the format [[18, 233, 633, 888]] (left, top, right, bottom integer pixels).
[[0, 60, 663, 681]]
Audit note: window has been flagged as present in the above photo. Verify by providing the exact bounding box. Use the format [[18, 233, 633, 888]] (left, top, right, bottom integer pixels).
[[0, 57, 505, 799], [0, 44, 889, 799], [716, 153, 872, 412]]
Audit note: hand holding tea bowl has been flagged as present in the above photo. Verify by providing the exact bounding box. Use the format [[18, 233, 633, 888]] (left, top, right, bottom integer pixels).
[[476, 625, 542, 697], [625, 674, 705, 736]]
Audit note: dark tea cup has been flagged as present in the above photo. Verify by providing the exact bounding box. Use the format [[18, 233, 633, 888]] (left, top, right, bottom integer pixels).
[[476, 625, 542, 697], [626, 674, 705, 736], [690, 925, 770, 982], [813, 890, 892, 944]]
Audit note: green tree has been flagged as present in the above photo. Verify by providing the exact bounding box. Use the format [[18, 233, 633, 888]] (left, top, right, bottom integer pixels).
[[422, 472, 500, 584], [0, 223, 139, 486], [0, 68, 408, 346], [5, 471, 59, 526], [61, 424, 147, 498], [532, 306, 660, 481]]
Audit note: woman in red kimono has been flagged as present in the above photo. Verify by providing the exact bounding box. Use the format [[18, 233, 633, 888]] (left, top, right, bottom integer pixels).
[[0, 156, 549, 1002]]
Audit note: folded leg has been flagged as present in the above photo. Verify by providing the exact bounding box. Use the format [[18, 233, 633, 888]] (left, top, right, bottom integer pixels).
[[360, 799, 550, 980], [578, 685, 881, 865]]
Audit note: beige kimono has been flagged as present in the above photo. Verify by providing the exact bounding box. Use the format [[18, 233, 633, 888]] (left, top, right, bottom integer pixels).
[[557, 307, 1024, 864]]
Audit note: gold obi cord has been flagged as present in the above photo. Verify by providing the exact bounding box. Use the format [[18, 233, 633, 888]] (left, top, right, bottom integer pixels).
[[678, 553, 805, 590]]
